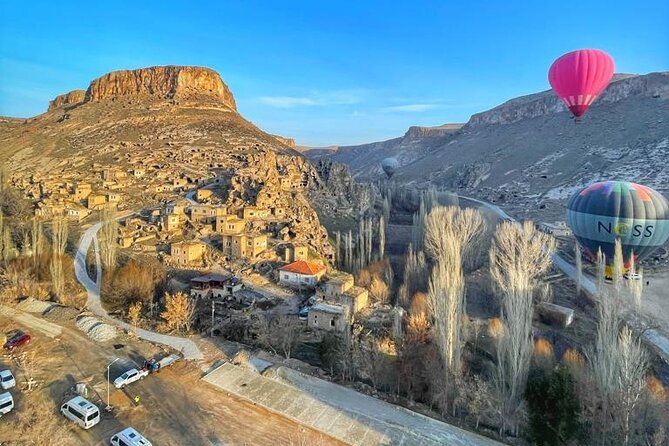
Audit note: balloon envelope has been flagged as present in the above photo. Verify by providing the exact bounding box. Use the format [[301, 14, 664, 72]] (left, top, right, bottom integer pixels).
[[566, 181, 669, 267], [381, 157, 399, 178], [548, 49, 614, 117]]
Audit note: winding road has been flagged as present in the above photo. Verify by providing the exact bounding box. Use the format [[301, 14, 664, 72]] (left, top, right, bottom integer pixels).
[[74, 220, 203, 360]]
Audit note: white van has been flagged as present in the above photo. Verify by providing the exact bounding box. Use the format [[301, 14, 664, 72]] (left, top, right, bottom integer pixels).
[[60, 396, 100, 429], [110, 427, 153, 446], [0, 392, 14, 417]]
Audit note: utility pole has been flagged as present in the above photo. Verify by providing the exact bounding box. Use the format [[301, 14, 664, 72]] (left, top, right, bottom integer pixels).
[[106, 358, 119, 411]]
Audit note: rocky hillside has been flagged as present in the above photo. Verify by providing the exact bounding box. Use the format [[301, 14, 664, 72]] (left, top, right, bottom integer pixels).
[[0, 66, 357, 259], [306, 123, 464, 178], [307, 72, 669, 219]]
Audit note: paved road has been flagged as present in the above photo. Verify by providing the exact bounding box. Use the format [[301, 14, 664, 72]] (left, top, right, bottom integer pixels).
[[74, 220, 203, 360], [460, 195, 669, 359]]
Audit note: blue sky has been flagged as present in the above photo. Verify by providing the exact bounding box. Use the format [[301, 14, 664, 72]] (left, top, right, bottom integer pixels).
[[1, 1, 667, 146]]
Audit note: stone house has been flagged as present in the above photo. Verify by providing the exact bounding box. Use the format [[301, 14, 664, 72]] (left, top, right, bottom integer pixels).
[[242, 207, 270, 220], [196, 189, 214, 202], [162, 213, 181, 231], [189, 205, 226, 224], [118, 234, 134, 248], [222, 233, 268, 259], [73, 182, 92, 200], [189, 273, 243, 299], [66, 206, 90, 221], [216, 215, 245, 234], [321, 274, 368, 314], [308, 303, 349, 332], [284, 243, 309, 263], [323, 273, 354, 298], [170, 241, 206, 266], [86, 193, 107, 210], [278, 261, 326, 288], [131, 168, 145, 178]]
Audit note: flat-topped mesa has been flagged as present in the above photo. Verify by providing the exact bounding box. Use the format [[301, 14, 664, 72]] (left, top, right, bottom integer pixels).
[[48, 90, 86, 111], [84, 66, 237, 110]]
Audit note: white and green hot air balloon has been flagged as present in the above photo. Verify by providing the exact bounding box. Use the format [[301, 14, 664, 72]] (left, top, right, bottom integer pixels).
[[566, 180, 669, 275]]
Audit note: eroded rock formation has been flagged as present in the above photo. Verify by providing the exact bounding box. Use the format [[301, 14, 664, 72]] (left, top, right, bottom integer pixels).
[[84, 66, 237, 110], [48, 90, 86, 111]]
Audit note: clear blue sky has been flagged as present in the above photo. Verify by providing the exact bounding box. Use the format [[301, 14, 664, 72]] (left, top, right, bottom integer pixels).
[[1, 1, 667, 146]]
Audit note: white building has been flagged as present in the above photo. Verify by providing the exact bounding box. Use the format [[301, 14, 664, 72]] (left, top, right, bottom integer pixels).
[[278, 261, 326, 288]]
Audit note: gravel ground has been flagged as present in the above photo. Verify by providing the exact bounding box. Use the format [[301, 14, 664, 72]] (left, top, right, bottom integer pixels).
[[16, 297, 55, 314], [75, 315, 118, 342]]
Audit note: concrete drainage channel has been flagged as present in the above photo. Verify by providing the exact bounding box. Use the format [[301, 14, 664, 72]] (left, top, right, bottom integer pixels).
[[202, 362, 502, 446]]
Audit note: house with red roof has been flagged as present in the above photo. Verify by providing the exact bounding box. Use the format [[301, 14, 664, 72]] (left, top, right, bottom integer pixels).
[[278, 260, 326, 288]]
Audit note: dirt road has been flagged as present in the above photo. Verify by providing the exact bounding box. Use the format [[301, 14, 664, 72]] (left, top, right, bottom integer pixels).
[[0, 313, 344, 446]]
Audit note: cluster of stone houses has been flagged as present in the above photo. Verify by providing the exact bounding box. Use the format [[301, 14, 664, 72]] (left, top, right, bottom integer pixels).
[[277, 262, 369, 333]]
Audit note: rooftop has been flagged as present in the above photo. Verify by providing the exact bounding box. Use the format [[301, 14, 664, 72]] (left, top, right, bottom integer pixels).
[[279, 260, 326, 276], [311, 302, 345, 315], [191, 273, 230, 283]]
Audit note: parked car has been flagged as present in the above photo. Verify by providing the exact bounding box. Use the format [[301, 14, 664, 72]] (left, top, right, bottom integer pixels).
[[110, 427, 153, 446], [114, 368, 149, 389], [60, 396, 100, 429], [143, 354, 180, 373], [3, 330, 31, 351], [0, 392, 14, 417], [298, 307, 309, 321], [624, 272, 641, 280], [0, 369, 16, 390]]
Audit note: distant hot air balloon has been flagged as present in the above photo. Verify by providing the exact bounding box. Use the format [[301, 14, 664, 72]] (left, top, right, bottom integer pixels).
[[548, 49, 614, 120], [381, 157, 399, 178], [566, 181, 669, 275]]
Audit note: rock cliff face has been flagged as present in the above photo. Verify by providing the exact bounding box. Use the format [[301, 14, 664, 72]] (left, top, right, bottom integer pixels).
[[404, 123, 463, 138], [84, 66, 237, 110], [271, 135, 296, 148], [468, 73, 667, 126], [48, 90, 86, 111]]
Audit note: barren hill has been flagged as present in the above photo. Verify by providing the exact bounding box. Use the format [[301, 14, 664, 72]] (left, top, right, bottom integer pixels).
[[0, 66, 361, 258], [308, 72, 669, 218]]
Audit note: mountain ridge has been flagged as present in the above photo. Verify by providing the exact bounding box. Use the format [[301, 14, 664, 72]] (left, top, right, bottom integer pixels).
[[305, 71, 669, 221]]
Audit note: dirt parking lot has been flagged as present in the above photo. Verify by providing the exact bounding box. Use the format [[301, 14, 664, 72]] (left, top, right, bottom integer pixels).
[[0, 310, 344, 446]]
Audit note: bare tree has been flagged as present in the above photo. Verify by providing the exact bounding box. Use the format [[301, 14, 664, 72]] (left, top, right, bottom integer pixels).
[[423, 206, 484, 266], [49, 217, 68, 298], [616, 326, 650, 445], [161, 291, 195, 333], [31, 218, 44, 271], [399, 244, 427, 309], [99, 206, 118, 272], [589, 242, 651, 445], [489, 221, 556, 435], [256, 314, 304, 359], [427, 259, 465, 382], [128, 301, 142, 336], [378, 215, 386, 260], [369, 275, 390, 304]]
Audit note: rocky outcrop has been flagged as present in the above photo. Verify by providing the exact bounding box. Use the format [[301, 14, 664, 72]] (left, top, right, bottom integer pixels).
[[271, 134, 296, 148], [48, 90, 86, 111], [85, 66, 237, 110], [404, 123, 463, 139], [468, 72, 668, 126]]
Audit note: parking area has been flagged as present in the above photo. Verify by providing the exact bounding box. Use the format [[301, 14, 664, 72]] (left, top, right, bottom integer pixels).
[[0, 308, 344, 445]]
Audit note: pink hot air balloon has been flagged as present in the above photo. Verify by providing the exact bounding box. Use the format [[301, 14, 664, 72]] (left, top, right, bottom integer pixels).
[[548, 49, 614, 119]]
